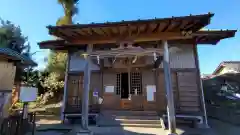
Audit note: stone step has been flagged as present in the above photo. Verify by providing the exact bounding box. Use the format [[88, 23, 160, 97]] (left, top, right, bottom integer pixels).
[[114, 115, 160, 120], [97, 111, 162, 127], [115, 119, 161, 124], [98, 123, 162, 128], [101, 110, 158, 116]]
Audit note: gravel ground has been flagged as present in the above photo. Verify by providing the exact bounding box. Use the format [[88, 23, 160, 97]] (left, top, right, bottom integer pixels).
[[28, 114, 240, 135]]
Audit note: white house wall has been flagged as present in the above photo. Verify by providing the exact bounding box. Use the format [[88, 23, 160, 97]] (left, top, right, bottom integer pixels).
[[219, 64, 240, 75]]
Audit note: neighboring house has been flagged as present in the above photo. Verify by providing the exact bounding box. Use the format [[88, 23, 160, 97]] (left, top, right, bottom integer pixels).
[[203, 61, 240, 107], [38, 13, 236, 132], [201, 74, 214, 80], [0, 48, 36, 118], [213, 61, 240, 75]]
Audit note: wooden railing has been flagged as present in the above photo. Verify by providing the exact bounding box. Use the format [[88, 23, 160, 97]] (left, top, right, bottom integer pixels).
[[0, 112, 36, 135], [65, 96, 100, 113], [65, 96, 82, 113]]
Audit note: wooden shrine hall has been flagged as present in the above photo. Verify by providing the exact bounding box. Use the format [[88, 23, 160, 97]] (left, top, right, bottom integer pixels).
[[39, 13, 236, 134]]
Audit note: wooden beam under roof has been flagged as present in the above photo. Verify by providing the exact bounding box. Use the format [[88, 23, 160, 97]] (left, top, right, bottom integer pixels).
[[144, 23, 154, 33], [152, 23, 160, 33], [82, 28, 93, 35], [180, 20, 195, 31], [99, 27, 109, 36], [39, 30, 236, 50], [72, 32, 192, 44], [127, 24, 132, 36], [195, 36, 206, 43], [135, 24, 141, 36], [48, 13, 214, 40], [56, 30, 72, 39], [48, 13, 213, 30], [92, 27, 105, 35], [101, 27, 112, 37], [107, 27, 115, 36], [77, 29, 89, 35], [116, 25, 121, 36], [169, 21, 182, 32], [90, 28, 101, 36], [72, 30, 84, 37], [161, 20, 172, 32]]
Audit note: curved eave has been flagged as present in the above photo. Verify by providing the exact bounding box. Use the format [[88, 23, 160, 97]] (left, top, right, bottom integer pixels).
[[194, 30, 237, 45]]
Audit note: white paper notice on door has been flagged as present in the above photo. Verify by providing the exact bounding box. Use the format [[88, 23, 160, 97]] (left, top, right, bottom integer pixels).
[[146, 85, 156, 101], [105, 85, 114, 93]]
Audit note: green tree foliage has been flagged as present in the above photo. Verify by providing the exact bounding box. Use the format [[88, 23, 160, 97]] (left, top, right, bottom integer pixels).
[[46, 51, 67, 75], [0, 19, 30, 55], [41, 72, 64, 92], [0, 19, 32, 83], [57, 0, 79, 25], [43, 0, 79, 94]]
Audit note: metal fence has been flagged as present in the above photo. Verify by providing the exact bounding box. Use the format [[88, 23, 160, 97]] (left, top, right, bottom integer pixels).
[[0, 112, 36, 135]]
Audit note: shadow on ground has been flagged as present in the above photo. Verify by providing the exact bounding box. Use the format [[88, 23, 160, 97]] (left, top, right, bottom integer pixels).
[[33, 123, 217, 135], [31, 113, 240, 135], [208, 118, 240, 135]]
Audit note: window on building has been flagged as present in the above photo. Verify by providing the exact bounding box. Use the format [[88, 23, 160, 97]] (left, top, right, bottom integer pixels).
[[130, 72, 142, 95], [116, 72, 142, 96], [116, 73, 121, 95]]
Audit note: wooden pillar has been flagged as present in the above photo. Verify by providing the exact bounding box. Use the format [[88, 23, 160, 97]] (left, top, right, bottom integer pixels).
[[193, 44, 209, 127], [61, 51, 71, 121], [162, 40, 177, 135], [81, 45, 92, 130]]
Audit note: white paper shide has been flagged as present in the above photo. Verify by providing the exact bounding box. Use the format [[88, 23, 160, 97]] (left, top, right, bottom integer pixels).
[[20, 86, 38, 102], [146, 85, 156, 101]]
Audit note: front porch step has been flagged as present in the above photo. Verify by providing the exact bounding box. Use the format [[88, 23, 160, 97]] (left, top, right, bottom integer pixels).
[[115, 115, 160, 120], [98, 123, 162, 128], [97, 110, 162, 128], [115, 119, 161, 125], [101, 110, 159, 116]]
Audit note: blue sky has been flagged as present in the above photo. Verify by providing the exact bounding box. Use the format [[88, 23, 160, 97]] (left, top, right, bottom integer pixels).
[[0, 0, 239, 74]]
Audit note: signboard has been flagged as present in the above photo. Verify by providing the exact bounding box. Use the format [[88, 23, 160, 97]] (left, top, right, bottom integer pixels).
[[93, 91, 98, 97], [93, 88, 99, 97], [20, 87, 38, 102], [105, 85, 114, 93]]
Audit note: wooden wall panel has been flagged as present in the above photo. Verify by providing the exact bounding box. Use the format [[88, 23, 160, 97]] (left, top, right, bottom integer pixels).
[[177, 71, 200, 113], [69, 52, 100, 71], [157, 71, 179, 112], [102, 72, 121, 110], [67, 74, 83, 106], [90, 72, 101, 104], [66, 72, 101, 112], [142, 70, 156, 110], [156, 72, 166, 112], [158, 45, 196, 69], [131, 95, 144, 110], [0, 62, 16, 91]]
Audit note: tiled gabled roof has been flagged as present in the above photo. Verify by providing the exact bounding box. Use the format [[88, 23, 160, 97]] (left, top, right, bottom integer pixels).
[[213, 61, 240, 75], [0, 47, 37, 66]]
